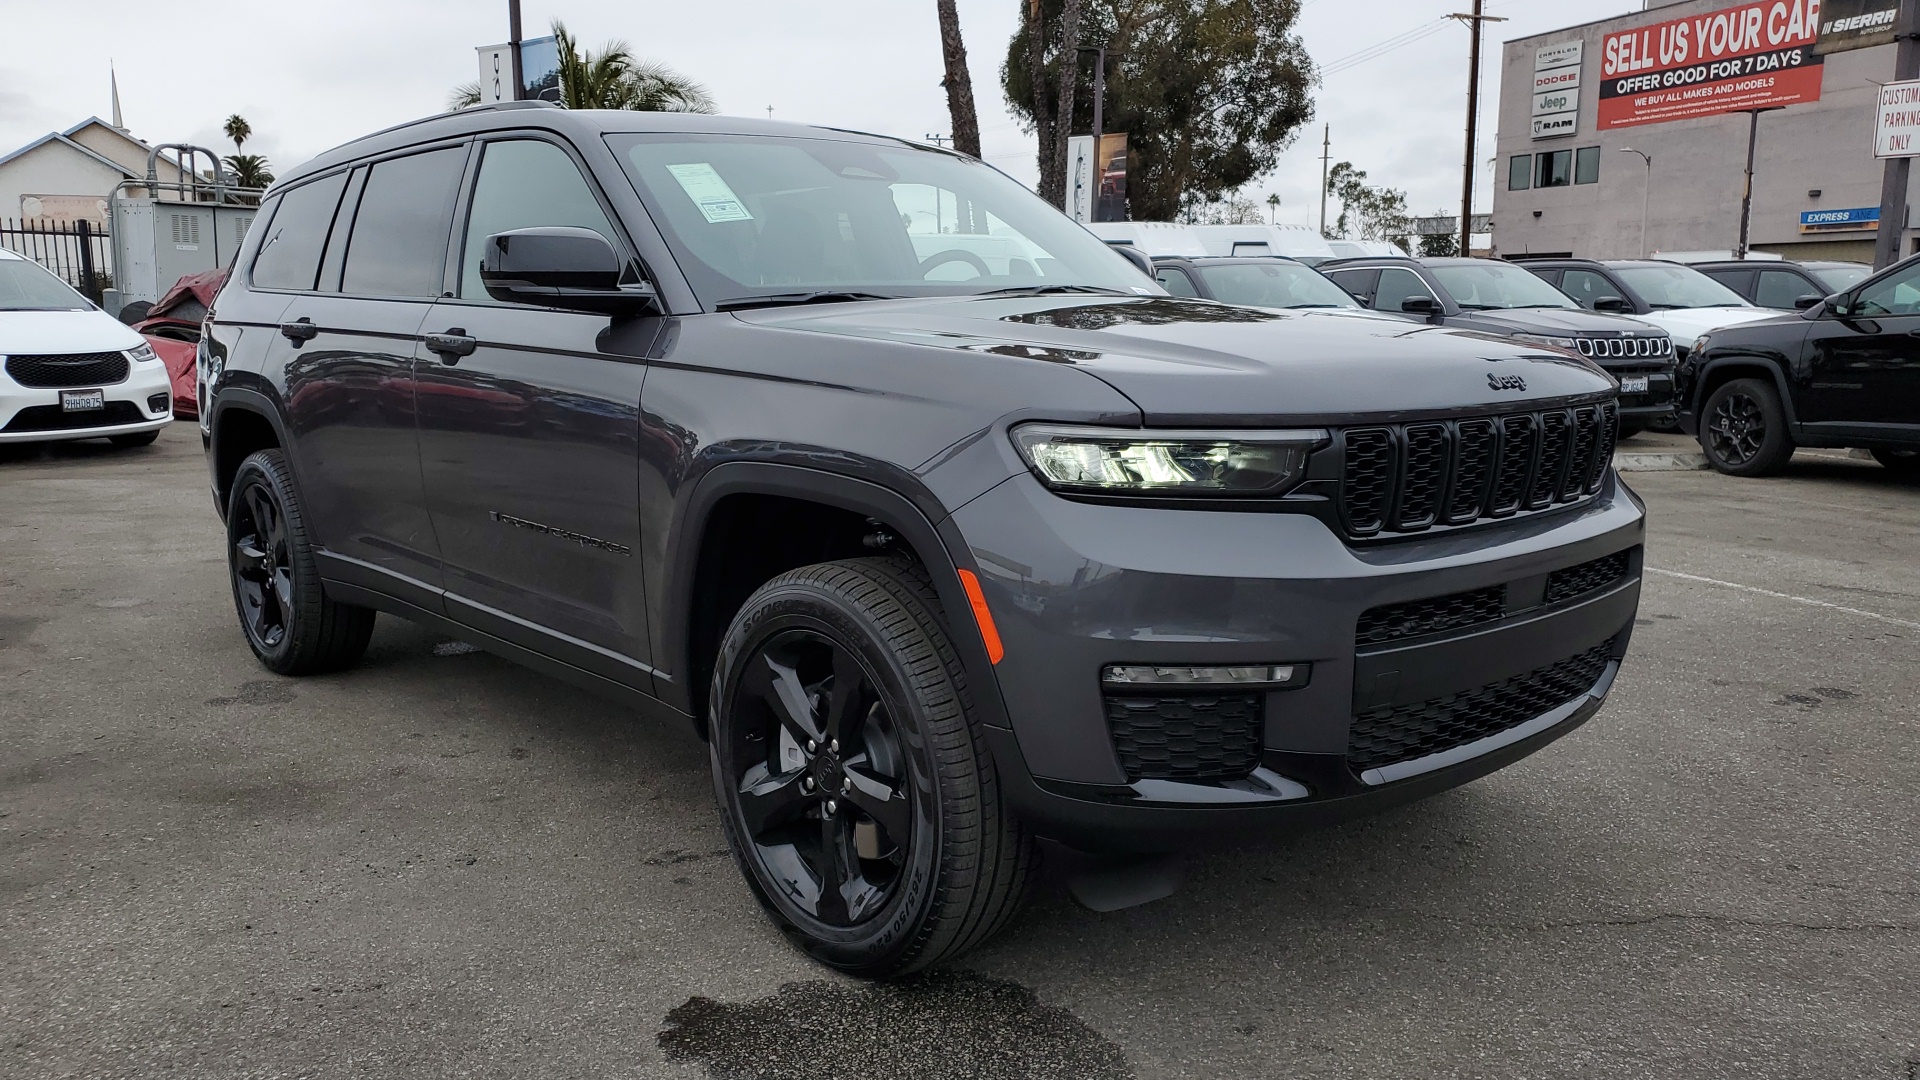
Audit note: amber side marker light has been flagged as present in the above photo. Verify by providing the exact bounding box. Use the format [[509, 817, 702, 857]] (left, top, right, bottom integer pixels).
[[955, 569, 1005, 664]]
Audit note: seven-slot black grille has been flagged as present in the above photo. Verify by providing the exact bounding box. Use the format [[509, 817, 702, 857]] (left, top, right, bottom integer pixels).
[[1356, 584, 1506, 646], [1544, 549, 1632, 604], [1105, 693, 1263, 782], [1339, 402, 1617, 539], [1348, 642, 1614, 771], [5, 352, 129, 389]]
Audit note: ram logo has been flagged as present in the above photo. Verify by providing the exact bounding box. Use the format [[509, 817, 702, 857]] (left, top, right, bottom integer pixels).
[[1487, 373, 1527, 392]]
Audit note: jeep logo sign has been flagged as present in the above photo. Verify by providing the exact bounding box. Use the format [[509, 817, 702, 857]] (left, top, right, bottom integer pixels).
[[1488, 373, 1528, 392], [1531, 41, 1584, 139]]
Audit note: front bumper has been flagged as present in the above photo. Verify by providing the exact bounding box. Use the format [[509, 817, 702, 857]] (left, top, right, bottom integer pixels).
[[950, 471, 1644, 851], [0, 362, 173, 443]]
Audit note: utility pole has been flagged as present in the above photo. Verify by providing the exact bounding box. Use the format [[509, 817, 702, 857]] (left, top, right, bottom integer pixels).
[[507, 0, 524, 102], [1875, 0, 1920, 268], [1318, 124, 1330, 237], [1619, 148, 1652, 259], [1734, 107, 1783, 259], [1450, 3, 1506, 257]]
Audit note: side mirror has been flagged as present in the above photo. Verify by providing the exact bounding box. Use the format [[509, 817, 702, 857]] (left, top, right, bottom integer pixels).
[[1400, 295, 1441, 316], [1793, 293, 1823, 310], [1104, 241, 1156, 279], [1823, 292, 1850, 317], [480, 227, 657, 315], [1593, 295, 1632, 313]]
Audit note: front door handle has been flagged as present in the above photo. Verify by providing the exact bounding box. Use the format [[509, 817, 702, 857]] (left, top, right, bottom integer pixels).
[[424, 330, 478, 364], [279, 318, 319, 342]]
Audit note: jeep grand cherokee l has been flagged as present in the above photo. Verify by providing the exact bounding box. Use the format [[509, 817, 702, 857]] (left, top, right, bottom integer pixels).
[[201, 104, 1644, 977]]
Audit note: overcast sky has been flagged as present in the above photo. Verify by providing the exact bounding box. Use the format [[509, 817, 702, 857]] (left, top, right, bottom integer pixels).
[[1, 0, 1636, 228]]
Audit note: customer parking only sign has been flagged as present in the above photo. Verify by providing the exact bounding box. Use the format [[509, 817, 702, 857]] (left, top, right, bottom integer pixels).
[[1874, 79, 1920, 158], [1598, 0, 1824, 130]]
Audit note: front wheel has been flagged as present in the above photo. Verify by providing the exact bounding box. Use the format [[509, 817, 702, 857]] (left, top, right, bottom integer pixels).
[[1700, 378, 1794, 476], [226, 449, 375, 674], [708, 558, 1036, 978]]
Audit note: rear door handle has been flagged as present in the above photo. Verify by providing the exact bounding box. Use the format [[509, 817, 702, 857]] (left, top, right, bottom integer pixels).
[[424, 330, 477, 364], [278, 318, 319, 342]]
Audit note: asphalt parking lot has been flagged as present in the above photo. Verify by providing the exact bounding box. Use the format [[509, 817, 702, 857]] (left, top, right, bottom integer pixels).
[[4, 422, 1917, 1080]]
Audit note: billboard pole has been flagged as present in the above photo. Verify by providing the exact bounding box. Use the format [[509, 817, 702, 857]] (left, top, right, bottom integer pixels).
[[508, 0, 525, 102], [1874, 0, 1920, 269]]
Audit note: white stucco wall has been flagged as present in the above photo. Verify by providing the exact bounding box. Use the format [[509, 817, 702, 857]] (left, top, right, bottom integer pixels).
[[0, 142, 126, 223]]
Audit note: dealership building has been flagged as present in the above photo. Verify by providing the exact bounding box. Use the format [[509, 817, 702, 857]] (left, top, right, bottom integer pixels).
[[1492, 0, 1906, 263]]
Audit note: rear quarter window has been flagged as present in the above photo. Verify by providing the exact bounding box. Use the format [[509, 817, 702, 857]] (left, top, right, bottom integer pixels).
[[249, 172, 349, 291], [340, 147, 467, 298]]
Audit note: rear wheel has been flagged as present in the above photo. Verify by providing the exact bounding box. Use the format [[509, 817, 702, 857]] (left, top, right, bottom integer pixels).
[[708, 558, 1036, 978], [1700, 378, 1794, 476], [1871, 448, 1920, 476], [109, 431, 158, 448], [226, 449, 375, 675]]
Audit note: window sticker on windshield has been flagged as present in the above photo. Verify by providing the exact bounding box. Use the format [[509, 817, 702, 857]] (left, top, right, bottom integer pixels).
[[666, 163, 752, 223]]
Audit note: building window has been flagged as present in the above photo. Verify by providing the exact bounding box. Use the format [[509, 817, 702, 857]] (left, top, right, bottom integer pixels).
[[1536, 149, 1573, 189], [1574, 146, 1600, 185], [1509, 155, 1532, 191]]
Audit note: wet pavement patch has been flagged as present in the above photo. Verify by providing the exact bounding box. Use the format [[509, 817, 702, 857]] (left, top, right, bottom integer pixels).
[[658, 970, 1132, 1079]]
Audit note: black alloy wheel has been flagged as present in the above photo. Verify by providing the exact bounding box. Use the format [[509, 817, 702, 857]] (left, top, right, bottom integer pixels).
[[225, 449, 375, 675], [709, 558, 1036, 977], [1700, 378, 1793, 477]]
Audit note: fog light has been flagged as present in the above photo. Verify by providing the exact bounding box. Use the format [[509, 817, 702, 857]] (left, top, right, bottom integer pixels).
[[1101, 663, 1308, 688], [147, 393, 171, 413]]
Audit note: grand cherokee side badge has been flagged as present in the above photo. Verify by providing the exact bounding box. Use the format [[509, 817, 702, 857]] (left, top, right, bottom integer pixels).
[[1488, 373, 1527, 391], [489, 511, 631, 556]]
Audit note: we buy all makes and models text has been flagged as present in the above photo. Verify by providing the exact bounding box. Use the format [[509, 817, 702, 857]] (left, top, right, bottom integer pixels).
[[1600, 0, 1823, 129]]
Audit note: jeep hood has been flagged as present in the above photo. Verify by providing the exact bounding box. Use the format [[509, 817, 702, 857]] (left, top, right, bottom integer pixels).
[[736, 295, 1615, 426], [1452, 306, 1661, 336], [1635, 306, 1776, 346]]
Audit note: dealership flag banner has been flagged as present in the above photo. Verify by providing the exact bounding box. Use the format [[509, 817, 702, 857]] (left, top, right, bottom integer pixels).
[[1599, 0, 1824, 130]]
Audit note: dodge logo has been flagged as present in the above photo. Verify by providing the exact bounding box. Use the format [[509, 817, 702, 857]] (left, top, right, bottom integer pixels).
[[1487, 373, 1527, 392]]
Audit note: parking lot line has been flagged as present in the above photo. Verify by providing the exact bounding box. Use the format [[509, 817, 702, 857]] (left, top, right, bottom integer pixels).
[[1645, 566, 1920, 631]]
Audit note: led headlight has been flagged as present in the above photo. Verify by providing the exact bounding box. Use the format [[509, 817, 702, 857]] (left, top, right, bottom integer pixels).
[[126, 343, 159, 363], [1012, 424, 1324, 496], [1510, 333, 1578, 350]]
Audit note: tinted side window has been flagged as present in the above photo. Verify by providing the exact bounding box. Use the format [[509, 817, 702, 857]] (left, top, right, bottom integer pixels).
[[1755, 269, 1812, 309], [1155, 267, 1199, 297], [1701, 268, 1754, 299], [1558, 269, 1617, 310], [341, 147, 467, 298], [1374, 267, 1436, 311], [250, 172, 348, 291], [1574, 146, 1601, 185], [1324, 268, 1377, 302], [459, 140, 620, 302], [1851, 263, 1920, 316], [1536, 150, 1572, 188]]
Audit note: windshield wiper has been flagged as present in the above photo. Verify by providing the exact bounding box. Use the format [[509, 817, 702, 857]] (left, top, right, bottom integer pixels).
[[715, 290, 902, 311], [1456, 302, 1505, 310], [974, 284, 1134, 298]]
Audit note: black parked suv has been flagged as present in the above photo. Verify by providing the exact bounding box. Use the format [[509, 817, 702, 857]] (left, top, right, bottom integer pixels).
[[1320, 257, 1677, 433], [201, 105, 1644, 976], [1691, 259, 1872, 311], [1149, 255, 1365, 311], [1676, 253, 1920, 476]]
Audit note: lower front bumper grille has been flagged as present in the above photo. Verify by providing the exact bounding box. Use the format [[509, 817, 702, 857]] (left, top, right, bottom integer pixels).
[[1105, 692, 1263, 782], [1348, 641, 1613, 772], [3, 401, 149, 432]]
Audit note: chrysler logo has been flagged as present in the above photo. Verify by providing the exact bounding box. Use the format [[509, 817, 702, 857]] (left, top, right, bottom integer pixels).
[[1488, 373, 1527, 391]]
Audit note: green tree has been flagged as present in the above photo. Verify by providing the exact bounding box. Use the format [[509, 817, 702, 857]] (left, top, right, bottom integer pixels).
[[1417, 227, 1459, 258], [223, 114, 251, 153], [222, 153, 273, 190], [1326, 161, 1411, 249], [1004, 0, 1316, 219], [446, 23, 714, 113]]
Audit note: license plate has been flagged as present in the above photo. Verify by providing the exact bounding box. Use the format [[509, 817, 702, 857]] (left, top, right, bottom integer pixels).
[[60, 389, 105, 412], [1618, 376, 1649, 394]]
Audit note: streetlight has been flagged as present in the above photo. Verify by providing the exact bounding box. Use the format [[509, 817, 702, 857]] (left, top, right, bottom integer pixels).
[[1618, 148, 1652, 258]]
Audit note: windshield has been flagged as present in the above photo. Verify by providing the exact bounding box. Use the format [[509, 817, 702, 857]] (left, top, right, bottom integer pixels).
[[1193, 261, 1358, 309], [1613, 264, 1748, 309], [607, 133, 1158, 306], [0, 257, 89, 311], [1809, 264, 1870, 291], [1428, 262, 1576, 309]]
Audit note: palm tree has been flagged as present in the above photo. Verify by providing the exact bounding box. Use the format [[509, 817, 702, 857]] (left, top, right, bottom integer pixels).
[[223, 114, 251, 153], [445, 22, 713, 113], [223, 153, 273, 189]]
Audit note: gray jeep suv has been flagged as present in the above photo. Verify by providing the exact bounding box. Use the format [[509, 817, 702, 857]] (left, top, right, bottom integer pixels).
[[201, 104, 1644, 977]]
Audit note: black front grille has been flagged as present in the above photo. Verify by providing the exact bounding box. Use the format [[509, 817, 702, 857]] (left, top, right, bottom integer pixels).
[[1357, 584, 1507, 646], [1349, 642, 1613, 771], [2, 401, 147, 432], [1339, 402, 1617, 539], [1545, 549, 1633, 605], [1575, 336, 1671, 360], [1105, 693, 1263, 782], [5, 352, 130, 388]]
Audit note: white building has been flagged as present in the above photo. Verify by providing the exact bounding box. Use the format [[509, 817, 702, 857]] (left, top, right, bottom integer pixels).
[[0, 117, 188, 224]]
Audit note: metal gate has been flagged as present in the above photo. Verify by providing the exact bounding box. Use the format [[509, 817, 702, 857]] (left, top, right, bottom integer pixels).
[[0, 218, 111, 305]]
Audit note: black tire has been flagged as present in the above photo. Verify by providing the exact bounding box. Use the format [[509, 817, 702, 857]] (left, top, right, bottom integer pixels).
[[226, 449, 375, 675], [708, 557, 1036, 978], [1699, 377, 1794, 476], [116, 301, 152, 325], [109, 430, 159, 448]]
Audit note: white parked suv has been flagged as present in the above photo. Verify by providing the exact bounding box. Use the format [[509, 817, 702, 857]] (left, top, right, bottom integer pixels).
[[0, 248, 172, 447]]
